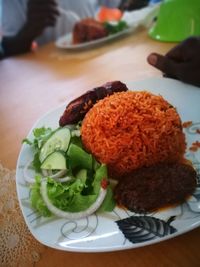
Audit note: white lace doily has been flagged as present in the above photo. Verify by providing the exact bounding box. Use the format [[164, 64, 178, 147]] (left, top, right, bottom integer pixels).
[[0, 163, 44, 267]]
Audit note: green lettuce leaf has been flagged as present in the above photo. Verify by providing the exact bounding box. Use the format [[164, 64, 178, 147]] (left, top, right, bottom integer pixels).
[[98, 186, 116, 212], [27, 126, 116, 217], [23, 127, 53, 150], [30, 164, 115, 216], [30, 175, 51, 216], [104, 20, 128, 35]]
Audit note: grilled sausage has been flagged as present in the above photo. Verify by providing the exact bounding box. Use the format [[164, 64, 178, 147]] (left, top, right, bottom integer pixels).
[[59, 81, 128, 126]]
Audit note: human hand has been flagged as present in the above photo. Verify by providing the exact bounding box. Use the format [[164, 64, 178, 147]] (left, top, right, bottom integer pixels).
[[1, 0, 59, 57], [147, 37, 200, 87], [21, 0, 59, 41]]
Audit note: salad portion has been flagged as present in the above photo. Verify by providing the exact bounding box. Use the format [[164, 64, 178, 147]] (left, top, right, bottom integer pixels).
[[23, 125, 115, 219]]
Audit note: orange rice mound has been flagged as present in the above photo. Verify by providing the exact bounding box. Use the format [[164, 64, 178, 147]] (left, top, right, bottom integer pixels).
[[81, 91, 186, 178]]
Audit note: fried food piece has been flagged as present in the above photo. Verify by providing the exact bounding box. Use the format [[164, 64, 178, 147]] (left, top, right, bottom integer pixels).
[[59, 81, 128, 126], [73, 18, 108, 44], [114, 163, 197, 213]]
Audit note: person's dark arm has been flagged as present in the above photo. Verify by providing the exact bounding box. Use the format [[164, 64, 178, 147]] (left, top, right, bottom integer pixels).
[[119, 0, 149, 11], [1, 0, 59, 58], [2, 31, 34, 57], [147, 37, 200, 87]]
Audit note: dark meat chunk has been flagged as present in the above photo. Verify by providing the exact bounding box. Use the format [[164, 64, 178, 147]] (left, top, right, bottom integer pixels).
[[114, 163, 197, 213], [73, 18, 108, 44], [59, 81, 128, 126]]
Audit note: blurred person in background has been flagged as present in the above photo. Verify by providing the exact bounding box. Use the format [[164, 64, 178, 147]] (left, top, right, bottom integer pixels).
[[2, 0, 199, 89], [119, 0, 149, 11], [0, 0, 120, 58], [119, 0, 162, 11]]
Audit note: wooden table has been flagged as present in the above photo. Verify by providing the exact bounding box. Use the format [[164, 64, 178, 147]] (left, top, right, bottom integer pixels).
[[1, 29, 200, 267]]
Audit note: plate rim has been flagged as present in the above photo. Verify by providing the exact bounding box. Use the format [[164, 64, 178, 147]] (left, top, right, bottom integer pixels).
[[55, 26, 135, 50]]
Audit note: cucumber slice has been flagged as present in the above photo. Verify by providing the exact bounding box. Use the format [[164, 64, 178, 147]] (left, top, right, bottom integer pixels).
[[41, 151, 67, 170], [39, 127, 70, 163]]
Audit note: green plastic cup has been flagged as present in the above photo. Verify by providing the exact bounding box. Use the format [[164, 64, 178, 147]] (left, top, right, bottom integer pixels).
[[149, 0, 200, 42]]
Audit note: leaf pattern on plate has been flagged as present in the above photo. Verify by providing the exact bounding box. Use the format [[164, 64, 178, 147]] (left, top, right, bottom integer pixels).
[[115, 215, 177, 243]]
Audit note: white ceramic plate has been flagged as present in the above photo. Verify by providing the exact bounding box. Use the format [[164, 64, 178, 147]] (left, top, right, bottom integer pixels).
[[55, 27, 135, 50], [16, 77, 200, 252]]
